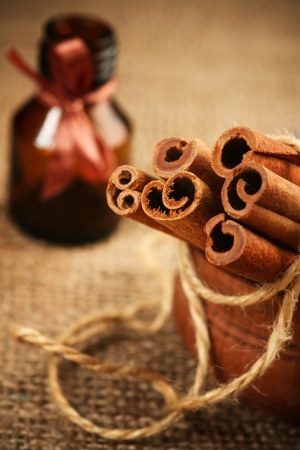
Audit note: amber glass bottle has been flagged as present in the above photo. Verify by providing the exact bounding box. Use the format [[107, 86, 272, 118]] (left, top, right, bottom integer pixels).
[[9, 15, 131, 243]]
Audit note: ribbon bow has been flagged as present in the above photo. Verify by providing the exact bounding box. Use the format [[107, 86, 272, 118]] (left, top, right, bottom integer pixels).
[[7, 38, 118, 200]]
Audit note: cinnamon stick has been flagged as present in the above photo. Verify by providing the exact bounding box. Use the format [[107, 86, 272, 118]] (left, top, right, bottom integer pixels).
[[152, 137, 223, 193], [222, 162, 300, 250], [204, 213, 296, 283], [106, 165, 177, 236], [212, 126, 300, 185], [141, 172, 219, 249]]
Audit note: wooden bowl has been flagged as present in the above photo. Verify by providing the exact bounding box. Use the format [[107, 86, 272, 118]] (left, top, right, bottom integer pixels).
[[173, 245, 300, 421]]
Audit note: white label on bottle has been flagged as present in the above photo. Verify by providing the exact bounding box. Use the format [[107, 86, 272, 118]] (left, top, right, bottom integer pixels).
[[35, 106, 62, 150]]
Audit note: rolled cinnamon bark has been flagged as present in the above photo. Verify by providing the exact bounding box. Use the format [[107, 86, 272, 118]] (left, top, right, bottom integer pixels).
[[152, 137, 223, 193], [222, 162, 300, 250], [204, 213, 296, 283], [212, 126, 300, 185], [106, 165, 177, 236], [141, 172, 219, 249], [108, 165, 155, 192]]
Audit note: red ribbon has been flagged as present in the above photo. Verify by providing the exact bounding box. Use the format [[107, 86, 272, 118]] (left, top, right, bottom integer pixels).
[[7, 38, 118, 200]]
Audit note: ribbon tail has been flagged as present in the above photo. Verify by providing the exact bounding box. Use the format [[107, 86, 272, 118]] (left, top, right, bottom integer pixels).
[[40, 116, 76, 201], [7, 48, 47, 86], [41, 156, 75, 201], [73, 113, 116, 183], [7, 48, 66, 102]]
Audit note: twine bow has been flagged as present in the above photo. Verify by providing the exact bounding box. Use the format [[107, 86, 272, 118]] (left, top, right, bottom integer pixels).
[[7, 38, 118, 200]]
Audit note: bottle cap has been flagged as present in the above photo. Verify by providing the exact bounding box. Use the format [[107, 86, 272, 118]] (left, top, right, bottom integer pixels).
[[39, 14, 117, 88]]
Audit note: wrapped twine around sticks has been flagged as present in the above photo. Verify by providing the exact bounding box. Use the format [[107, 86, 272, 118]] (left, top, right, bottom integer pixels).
[[11, 134, 300, 440]]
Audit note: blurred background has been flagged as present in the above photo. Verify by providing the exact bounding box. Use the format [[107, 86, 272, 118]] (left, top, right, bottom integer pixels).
[[0, 0, 300, 448], [1, 0, 300, 191]]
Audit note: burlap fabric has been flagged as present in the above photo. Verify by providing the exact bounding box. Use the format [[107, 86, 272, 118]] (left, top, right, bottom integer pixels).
[[1, 0, 300, 448]]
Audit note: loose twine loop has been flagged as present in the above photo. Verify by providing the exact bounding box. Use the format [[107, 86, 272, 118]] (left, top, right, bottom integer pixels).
[[11, 134, 300, 440]]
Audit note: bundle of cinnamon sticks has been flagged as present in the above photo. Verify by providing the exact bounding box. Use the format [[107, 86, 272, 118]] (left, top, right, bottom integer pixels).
[[107, 127, 300, 284]]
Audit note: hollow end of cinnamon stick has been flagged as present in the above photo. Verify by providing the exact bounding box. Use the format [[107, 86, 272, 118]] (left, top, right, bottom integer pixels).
[[106, 171, 178, 237], [212, 126, 299, 178], [221, 162, 300, 251], [141, 172, 218, 249], [152, 137, 196, 178], [221, 163, 266, 218], [106, 165, 157, 216], [204, 213, 297, 283], [106, 179, 140, 216], [117, 190, 141, 214], [109, 164, 155, 191], [212, 127, 253, 177], [109, 165, 138, 190], [141, 180, 169, 218], [223, 161, 300, 222], [152, 136, 223, 195], [204, 213, 246, 266], [142, 172, 209, 221]]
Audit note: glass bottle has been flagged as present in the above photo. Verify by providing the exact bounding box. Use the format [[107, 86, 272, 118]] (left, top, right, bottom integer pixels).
[[9, 15, 131, 243]]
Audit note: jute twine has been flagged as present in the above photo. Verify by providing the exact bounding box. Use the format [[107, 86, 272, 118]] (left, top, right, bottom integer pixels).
[[11, 134, 300, 440]]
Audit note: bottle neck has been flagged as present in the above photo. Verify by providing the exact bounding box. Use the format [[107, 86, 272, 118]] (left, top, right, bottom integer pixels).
[[38, 15, 117, 89]]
